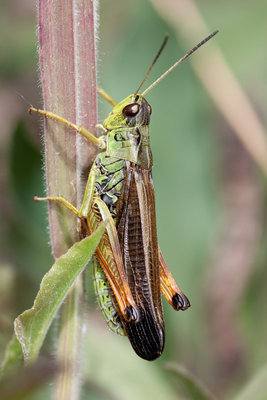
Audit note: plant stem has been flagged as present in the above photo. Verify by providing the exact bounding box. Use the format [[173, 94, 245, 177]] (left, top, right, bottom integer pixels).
[[38, 0, 98, 398], [53, 277, 84, 400]]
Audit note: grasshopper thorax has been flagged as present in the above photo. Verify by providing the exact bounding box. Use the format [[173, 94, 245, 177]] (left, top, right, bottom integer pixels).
[[103, 94, 153, 169], [103, 94, 152, 130]]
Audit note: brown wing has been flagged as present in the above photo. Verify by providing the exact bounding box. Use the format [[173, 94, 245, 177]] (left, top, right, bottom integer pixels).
[[116, 161, 164, 360]]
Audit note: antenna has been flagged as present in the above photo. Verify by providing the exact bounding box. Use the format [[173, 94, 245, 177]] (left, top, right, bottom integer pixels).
[[141, 30, 219, 96], [134, 34, 169, 95]]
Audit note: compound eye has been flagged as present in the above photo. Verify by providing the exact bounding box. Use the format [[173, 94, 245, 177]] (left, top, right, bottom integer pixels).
[[122, 103, 140, 117]]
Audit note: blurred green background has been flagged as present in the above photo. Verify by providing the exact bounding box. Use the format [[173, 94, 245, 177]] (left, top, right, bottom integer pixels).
[[1, 0, 267, 399]]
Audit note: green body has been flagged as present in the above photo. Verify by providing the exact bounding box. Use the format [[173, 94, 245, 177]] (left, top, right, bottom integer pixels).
[[91, 153, 125, 333], [92, 256, 125, 335], [91, 94, 153, 335]]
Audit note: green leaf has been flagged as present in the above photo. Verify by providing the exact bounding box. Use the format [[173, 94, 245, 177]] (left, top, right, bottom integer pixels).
[[165, 363, 215, 400], [233, 364, 267, 400], [1, 336, 23, 377], [14, 222, 106, 364]]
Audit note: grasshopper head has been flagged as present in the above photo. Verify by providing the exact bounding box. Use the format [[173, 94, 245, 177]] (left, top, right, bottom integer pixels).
[[103, 94, 152, 130]]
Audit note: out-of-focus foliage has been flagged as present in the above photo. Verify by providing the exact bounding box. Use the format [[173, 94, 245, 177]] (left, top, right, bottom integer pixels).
[[1, 0, 267, 399]]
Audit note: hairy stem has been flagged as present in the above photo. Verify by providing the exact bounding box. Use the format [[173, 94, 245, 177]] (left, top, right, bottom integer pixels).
[[38, 0, 98, 398], [53, 279, 84, 400]]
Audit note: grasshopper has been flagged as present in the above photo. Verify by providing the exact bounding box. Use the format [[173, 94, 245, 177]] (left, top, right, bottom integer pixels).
[[30, 30, 218, 360]]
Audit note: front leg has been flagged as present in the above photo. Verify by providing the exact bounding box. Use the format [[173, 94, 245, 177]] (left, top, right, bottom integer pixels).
[[29, 107, 104, 148]]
